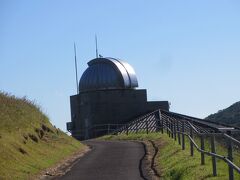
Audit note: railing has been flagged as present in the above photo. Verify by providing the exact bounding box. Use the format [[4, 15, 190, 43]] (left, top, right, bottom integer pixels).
[[71, 124, 125, 140], [114, 109, 240, 180]]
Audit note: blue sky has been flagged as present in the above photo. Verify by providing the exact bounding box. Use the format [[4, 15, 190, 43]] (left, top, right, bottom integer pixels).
[[1, 0, 240, 131]]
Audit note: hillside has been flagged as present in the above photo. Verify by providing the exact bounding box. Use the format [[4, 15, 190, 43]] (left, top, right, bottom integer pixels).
[[205, 101, 240, 127], [0, 92, 85, 179]]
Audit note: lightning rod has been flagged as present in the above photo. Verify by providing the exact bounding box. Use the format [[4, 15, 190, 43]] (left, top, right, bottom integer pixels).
[[74, 42, 79, 93]]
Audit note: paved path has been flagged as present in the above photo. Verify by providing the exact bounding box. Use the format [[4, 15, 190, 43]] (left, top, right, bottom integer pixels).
[[58, 140, 147, 180]]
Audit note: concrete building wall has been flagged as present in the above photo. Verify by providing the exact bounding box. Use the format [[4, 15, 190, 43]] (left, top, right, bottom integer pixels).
[[69, 89, 169, 140]]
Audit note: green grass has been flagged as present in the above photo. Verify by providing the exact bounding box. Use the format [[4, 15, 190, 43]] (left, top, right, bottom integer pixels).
[[101, 132, 240, 180], [0, 92, 84, 179]]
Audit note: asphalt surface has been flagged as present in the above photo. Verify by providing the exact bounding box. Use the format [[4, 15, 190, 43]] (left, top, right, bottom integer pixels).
[[58, 140, 147, 180]]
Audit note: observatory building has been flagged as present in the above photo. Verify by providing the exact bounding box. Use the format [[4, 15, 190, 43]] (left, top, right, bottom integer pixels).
[[67, 57, 169, 140]]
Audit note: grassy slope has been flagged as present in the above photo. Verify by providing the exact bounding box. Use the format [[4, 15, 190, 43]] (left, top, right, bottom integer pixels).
[[0, 92, 84, 179], [102, 132, 240, 180]]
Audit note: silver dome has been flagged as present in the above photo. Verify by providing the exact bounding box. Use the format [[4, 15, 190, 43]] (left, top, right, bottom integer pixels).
[[79, 57, 138, 92]]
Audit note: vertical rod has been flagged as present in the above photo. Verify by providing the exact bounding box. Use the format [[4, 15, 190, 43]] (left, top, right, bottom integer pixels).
[[162, 118, 165, 134], [190, 126, 194, 156], [211, 136, 217, 176], [177, 120, 181, 145], [74, 43, 79, 93], [136, 122, 139, 133], [126, 125, 129, 135], [169, 119, 171, 137], [166, 119, 168, 135], [107, 124, 110, 134], [174, 120, 177, 141], [166, 119, 169, 135], [171, 119, 174, 138], [159, 110, 164, 134], [200, 135, 205, 165], [227, 131, 234, 180], [116, 124, 119, 134], [156, 111, 160, 132], [146, 121, 149, 134], [182, 121, 185, 150], [95, 35, 99, 58]]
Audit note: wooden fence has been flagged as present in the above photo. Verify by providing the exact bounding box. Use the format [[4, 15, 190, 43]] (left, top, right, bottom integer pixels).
[[114, 110, 240, 180]]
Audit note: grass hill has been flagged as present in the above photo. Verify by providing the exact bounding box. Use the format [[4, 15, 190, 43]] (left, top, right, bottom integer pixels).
[[205, 101, 240, 127], [0, 92, 84, 179]]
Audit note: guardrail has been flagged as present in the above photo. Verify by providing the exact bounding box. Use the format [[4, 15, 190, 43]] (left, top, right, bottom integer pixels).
[[70, 124, 125, 140], [114, 110, 240, 180]]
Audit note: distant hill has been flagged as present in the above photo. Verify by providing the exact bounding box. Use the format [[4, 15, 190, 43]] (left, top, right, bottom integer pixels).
[[0, 92, 84, 179], [205, 101, 240, 127]]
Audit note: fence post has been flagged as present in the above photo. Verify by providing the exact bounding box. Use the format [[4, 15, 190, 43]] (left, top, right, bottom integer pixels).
[[174, 120, 177, 141], [227, 131, 234, 180], [107, 124, 110, 134], [155, 111, 160, 132], [177, 120, 181, 145], [167, 119, 170, 137], [211, 136, 217, 176], [200, 135, 205, 165], [166, 119, 168, 135], [182, 121, 185, 150], [190, 125, 194, 156], [126, 124, 129, 135], [159, 110, 164, 134], [136, 122, 139, 133], [146, 120, 149, 134], [171, 119, 174, 139]]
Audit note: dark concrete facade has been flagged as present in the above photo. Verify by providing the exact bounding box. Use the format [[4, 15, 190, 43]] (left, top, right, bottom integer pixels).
[[69, 89, 169, 140]]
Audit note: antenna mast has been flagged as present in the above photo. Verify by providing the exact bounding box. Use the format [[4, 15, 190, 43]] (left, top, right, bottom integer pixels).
[[74, 43, 79, 93], [95, 35, 99, 58]]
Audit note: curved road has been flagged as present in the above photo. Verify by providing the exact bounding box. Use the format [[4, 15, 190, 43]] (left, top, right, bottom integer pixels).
[[58, 140, 147, 180]]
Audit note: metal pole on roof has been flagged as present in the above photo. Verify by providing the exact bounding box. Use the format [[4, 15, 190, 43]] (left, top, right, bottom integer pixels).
[[95, 34, 99, 58], [74, 42, 79, 93]]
